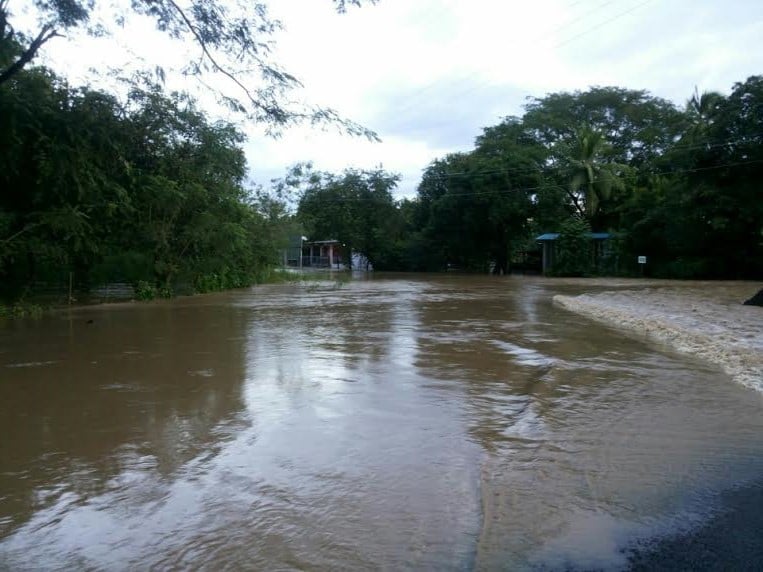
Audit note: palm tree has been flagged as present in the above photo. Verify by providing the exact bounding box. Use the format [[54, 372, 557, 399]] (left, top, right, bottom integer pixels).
[[563, 125, 626, 226], [685, 86, 723, 140]]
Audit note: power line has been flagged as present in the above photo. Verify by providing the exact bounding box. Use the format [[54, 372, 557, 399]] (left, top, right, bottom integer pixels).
[[297, 158, 763, 203], [382, 0, 655, 135], [430, 157, 763, 198], [385, 0, 637, 125], [554, 0, 653, 48], [422, 133, 763, 181], [553, 0, 619, 33]]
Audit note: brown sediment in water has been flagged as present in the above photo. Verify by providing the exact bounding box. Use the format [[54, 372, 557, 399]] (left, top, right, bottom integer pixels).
[[553, 283, 763, 391], [3, 275, 763, 569]]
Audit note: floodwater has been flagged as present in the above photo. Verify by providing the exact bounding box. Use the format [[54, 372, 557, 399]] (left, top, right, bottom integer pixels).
[[1, 275, 762, 570]]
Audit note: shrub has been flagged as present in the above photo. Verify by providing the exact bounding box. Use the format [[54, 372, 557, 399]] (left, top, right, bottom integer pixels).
[[0, 302, 44, 320], [552, 217, 593, 276], [134, 280, 158, 301]]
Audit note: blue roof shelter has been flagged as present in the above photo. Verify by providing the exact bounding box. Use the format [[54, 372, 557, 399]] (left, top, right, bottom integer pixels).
[[536, 232, 612, 274]]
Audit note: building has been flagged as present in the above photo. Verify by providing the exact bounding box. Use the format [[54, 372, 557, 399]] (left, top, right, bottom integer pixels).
[[283, 236, 373, 270], [302, 239, 345, 269], [283, 235, 306, 267]]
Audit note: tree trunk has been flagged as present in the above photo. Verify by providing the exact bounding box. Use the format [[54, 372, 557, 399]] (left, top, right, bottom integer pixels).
[[493, 250, 508, 275]]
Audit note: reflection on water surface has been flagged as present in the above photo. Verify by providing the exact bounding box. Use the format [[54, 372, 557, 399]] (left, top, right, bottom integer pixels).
[[1, 276, 762, 570]]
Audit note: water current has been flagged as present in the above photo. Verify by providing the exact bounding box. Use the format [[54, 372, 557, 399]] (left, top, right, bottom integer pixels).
[[1, 275, 762, 570]]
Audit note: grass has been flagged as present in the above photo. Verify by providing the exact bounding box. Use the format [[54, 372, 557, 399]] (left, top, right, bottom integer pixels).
[[0, 267, 352, 319], [0, 301, 45, 320]]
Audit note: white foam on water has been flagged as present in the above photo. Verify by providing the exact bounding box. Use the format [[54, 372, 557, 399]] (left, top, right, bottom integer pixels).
[[554, 287, 763, 392], [491, 339, 557, 368], [4, 360, 58, 368]]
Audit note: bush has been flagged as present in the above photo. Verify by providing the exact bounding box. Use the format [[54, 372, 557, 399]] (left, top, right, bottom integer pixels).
[[193, 267, 255, 294], [134, 280, 158, 301], [552, 217, 593, 276], [0, 302, 44, 320]]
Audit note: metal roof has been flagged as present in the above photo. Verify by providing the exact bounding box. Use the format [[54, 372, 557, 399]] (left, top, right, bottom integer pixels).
[[536, 232, 611, 241]]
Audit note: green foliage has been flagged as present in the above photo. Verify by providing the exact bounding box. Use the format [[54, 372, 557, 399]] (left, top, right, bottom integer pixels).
[[134, 281, 158, 301], [193, 267, 258, 293], [552, 218, 593, 277], [2, 45, 761, 288], [0, 301, 45, 319], [297, 168, 403, 269], [0, 62, 286, 303], [522, 86, 687, 168], [409, 80, 763, 279], [619, 76, 763, 279], [413, 120, 546, 273], [561, 124, 629, 227]]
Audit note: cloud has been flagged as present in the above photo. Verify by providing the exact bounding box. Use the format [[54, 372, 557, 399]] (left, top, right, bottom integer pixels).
[[371, 78, 530, 147], [27, 0, 763, 201]]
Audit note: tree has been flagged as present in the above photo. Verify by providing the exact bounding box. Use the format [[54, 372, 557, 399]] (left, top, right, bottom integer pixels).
[[0, 62, 283, 299], [616, 78, 763, 279], [675, 76, 763, 278], [552, 216, 593, 277], [415, 146, 538, 274], [561, 125, 628, 228], [297, 168, 402, 269], [0, 0, 377, 135], [685, 86, 723, 140], [522, 86, 686, 167]]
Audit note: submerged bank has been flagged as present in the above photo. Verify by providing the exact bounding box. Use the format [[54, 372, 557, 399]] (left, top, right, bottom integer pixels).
[[553, 283, 763, 392], [0, 269, 346, 321]]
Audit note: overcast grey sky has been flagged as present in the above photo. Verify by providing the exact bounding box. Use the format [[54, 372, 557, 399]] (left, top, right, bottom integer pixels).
[[35, 0, 763, 197]]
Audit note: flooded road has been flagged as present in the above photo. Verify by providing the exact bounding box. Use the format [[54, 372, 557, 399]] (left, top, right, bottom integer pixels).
[[1, 275, 762, 570]]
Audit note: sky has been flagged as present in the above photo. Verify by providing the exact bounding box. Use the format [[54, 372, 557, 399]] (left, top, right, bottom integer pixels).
[[28, 0, 763, 197]]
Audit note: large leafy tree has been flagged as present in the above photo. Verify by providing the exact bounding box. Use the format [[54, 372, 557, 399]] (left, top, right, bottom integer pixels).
[[676, 76, 763, 277], [297, 168, 402, 269], [412, 80, 762, 279], [415, 138, 540, 273], [617, 77, 762, 278], [522, 86, 686, 168], [0, 67, 132, 289], [0, 62, 282, 297]]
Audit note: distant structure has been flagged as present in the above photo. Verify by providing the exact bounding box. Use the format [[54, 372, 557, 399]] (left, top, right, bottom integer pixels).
[[283, 236, 378, 271], [302, 239, 344, 269], [283, 235, 306, 267], [283, 237, 345, 269], [351, 252, 373, 272], [536, 232, 612, 274]]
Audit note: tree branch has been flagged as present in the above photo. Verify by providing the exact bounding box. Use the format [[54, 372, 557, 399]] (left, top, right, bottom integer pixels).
[[0, 0, 12, 40], [0, 24, 61, 86], [1, 222, 42, 245], [565, 188, 586, 218], [164, 0, 280, 121]]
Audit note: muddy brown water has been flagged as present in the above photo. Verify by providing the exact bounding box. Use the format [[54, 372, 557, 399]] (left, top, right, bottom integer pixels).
[[1, 275, 762, 570]]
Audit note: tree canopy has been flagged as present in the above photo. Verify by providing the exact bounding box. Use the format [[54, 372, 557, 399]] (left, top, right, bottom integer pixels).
[[271, 80, 762, 279], [0, 63, 280, 299], [2, 43, 761, 302], [297, 168, 403, 270]]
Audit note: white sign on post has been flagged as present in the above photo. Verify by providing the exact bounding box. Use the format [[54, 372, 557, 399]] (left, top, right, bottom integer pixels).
[[638, 256, 647, 264]]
